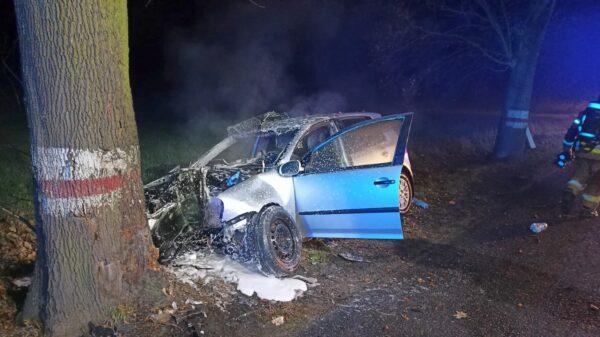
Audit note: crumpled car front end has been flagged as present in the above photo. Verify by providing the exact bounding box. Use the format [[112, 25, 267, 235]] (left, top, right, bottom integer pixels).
[[144, 112, 299, 263], [144, 159, 269, 262]]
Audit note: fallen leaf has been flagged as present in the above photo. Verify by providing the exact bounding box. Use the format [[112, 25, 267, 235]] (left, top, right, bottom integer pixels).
[[271, 316, 285, 326], [453, 311, 468, 319], [149, 310, 172, 324]]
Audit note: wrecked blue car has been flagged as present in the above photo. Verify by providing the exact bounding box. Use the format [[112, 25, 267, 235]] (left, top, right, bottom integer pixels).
[[144, 112, 414, 276]]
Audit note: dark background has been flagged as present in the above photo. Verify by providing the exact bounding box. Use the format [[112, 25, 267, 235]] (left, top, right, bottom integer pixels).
[[0, 0, 599, 125]]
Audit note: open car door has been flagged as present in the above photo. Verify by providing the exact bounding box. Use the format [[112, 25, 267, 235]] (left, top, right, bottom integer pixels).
[[293, 113, 413, 239]]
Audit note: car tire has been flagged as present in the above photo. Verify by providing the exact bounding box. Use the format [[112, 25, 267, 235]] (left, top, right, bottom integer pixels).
[[399, 171, 413, 215], [246, 205, 302, 277]]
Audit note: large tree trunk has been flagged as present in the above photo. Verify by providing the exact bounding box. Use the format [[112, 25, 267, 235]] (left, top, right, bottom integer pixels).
[[493, 0, 555, 159], [14, 1, 155, 336]]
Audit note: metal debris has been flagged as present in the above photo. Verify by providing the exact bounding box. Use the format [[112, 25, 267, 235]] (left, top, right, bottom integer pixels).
[[530, 222, 548, 234], [338, 252, 364, 262], [292, 275, 319, 287], [11, 276, 31, 288], [412, 197, 429, 209]]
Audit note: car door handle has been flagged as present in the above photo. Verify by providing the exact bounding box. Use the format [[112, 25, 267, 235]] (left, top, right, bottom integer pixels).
[[373, 178, 396, 186]]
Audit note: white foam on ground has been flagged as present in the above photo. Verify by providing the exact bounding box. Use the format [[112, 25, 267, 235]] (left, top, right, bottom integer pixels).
[[168, 252, 307, 302]]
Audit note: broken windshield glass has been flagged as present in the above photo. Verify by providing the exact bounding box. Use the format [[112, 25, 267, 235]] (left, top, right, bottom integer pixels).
[[213, 130, 298, 166]]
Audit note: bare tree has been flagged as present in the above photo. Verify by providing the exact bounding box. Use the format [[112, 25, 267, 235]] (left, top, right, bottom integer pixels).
[[375, 0, 556, 158], [14, 1, 156, 335]]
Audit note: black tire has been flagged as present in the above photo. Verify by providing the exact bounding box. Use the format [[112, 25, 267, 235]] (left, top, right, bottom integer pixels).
[[246, 205, 302, 276], [399, 171, 413, 215]]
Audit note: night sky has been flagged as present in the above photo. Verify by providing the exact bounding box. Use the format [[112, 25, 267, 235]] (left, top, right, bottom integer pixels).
[[0, 0, 599, 123]]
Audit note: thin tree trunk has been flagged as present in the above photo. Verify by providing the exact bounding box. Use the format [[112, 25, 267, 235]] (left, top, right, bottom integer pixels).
[[14, 1, 155, 336], [493, 0, 555, 159]]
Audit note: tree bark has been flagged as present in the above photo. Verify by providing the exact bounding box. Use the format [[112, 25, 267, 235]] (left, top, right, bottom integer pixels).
[[493, 0, 556, 159], [14, 1, 155, 336]]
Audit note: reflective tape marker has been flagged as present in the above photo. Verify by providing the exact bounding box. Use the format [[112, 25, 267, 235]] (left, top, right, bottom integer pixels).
[[526, 127, 536, 149], [505, 121, 528, 129], [567, 179, 584, 192], [507, 110, 529, 120], [582, 193, 600, 203]]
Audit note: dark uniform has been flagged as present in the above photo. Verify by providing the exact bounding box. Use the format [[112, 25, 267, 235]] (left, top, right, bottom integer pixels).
[[561, 100, 600, 216]]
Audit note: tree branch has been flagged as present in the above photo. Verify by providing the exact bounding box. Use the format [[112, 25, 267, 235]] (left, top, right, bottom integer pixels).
[[412, 24, 511, 66], [473, 0, 512, 59], [0, 204, 35, 233]]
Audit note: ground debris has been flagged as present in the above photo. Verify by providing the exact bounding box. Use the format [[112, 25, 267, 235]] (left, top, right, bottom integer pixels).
[[453, 311, 468, 319], [338, 252, 364, 262], [412, 197, 429, 209], [11, 277, 31, 288], [271, 316, 285, 326], [590, 304, 599, 311], [292, 275, 318, 285], [87, 323, 118, 337], [185, 299, 203, 306], [149, 308, 175, 324], [529, 222, 548, 234]]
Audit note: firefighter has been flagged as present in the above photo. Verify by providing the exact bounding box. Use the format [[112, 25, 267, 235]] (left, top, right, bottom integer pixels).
[[559, 97, 600, 217]]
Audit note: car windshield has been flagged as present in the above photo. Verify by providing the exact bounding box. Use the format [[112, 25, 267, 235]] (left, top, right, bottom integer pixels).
[[213, 129, 299, 165]]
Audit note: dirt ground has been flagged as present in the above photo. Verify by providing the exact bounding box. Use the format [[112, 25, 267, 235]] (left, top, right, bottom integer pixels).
[[1, 117, 599, 337]]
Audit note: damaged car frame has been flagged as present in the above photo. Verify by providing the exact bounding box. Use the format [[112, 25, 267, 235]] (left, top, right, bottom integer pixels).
[[145, 112, 414, 276]]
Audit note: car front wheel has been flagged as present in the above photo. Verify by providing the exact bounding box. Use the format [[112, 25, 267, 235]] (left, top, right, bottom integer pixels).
[[399, 171, 413, 215], [246, 205, 302, 276]]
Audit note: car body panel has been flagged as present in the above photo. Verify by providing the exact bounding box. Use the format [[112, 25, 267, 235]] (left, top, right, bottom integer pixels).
[[218, 170, 297, 226], [293, 165, 404, 238], [292, 114, 412, 239]]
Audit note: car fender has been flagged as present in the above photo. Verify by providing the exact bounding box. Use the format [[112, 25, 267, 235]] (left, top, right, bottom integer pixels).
[[218, 170, 302, 234], [403, 152, 413, 179]]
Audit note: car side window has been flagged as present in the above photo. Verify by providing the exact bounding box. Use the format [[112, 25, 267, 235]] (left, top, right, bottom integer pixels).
[[291, 123, 334, 161], [304, 119, 403, 173], [336, 117, 370, 130]]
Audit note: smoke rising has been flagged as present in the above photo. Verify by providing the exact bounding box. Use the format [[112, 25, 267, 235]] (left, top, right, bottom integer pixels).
[[164, 1, 350, 123]]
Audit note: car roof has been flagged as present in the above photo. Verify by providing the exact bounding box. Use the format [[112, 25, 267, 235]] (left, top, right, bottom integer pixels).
[[191, 112, 383, 169], [230, 112, 382, 136]]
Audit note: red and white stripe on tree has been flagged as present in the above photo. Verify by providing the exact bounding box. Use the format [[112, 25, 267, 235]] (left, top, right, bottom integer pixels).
[[33, 146, 142, 216]]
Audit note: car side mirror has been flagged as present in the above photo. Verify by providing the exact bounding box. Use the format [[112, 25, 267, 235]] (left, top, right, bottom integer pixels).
[[278, 160, 302, 177]]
